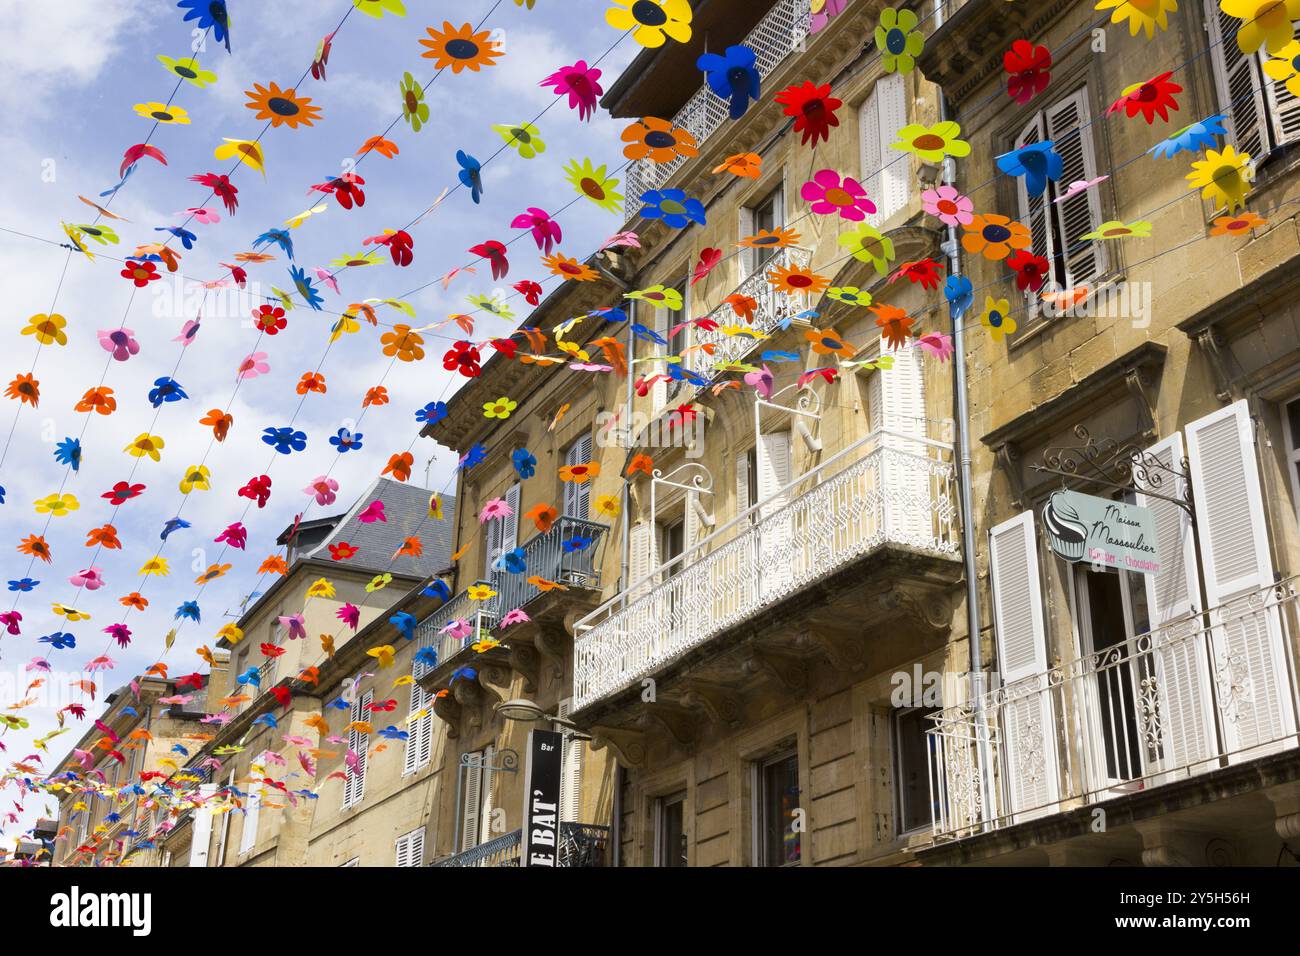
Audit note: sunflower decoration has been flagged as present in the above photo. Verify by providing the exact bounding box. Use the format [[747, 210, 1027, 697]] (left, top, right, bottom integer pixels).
[[133, 102, 190, 125], [768, 263, 831, 297], [157, 54, 217, 88], [564, 158, 625, 214], [961, 213, 1032, 261], [875, 7, 925, 74], [606, 0, 693, 48], [6, 373, 39, 407], [1094, 0, 1178, 39], [330, 249, 385, 269], [837, 223, 896, 275], [543, 253, 600, 282], [400, 72, 430, 132], [1220, 0, 1300, 56], [1080, 220, 1153, 241], [245, 82, 321, 129], [353, 0, 406, 18], [1264, 40, 1300, 97], [419, 21, 503, 72], [980, 296, 1017, 342], [1186, 145, 1253, 212], [1210, 212, 1268, 236], [21, 314, 68, 347], [622, 117, 699, 163], [493, 122, 547, 159], [892, 122, 972, 162], [737, 226, 801, 249]]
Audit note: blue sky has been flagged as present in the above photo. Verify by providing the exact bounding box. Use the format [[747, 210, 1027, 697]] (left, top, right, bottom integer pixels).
[[0, 0, 636, 847]]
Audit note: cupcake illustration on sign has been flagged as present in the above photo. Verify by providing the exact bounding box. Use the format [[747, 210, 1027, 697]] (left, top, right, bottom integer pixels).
[[1043, 492, 1088, 562]]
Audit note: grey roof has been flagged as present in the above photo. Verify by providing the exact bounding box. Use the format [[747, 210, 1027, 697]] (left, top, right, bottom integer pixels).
[[300, 477, 455, 578]]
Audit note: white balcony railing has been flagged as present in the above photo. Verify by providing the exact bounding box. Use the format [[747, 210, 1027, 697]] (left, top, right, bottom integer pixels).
[[928, 578, 1300, 841], [622, 0, 812, 222], [574, 430, 961, 710]]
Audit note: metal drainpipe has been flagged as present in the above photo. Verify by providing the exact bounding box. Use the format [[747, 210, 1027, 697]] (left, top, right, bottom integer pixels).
[[938, 86, 993, 822]]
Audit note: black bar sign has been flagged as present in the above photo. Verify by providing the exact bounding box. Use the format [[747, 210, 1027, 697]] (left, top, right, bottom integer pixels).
[[522, 729, 563, 867]]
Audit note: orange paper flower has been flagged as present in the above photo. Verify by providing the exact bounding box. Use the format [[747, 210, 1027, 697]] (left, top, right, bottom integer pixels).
[[75, 386, 117, 416], [85, 525, 122, 550], [119, 592, 148, 610], [627, 454, 654, 477], [525, 503, 559, 533], [363, 386, 390, 407], [296, 372, 327, 395], [200, 409, 233, 442], [872, 304, 915, 351], [383, 452, 414, 482], [18, 534, 52, 563], [5, 373, 39, 407]]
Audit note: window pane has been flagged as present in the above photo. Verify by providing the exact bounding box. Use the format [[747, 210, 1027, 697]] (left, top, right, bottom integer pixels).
[[656, 794, 686, 867], [761, 753, 801, 866], [895, 709, 937, 833]]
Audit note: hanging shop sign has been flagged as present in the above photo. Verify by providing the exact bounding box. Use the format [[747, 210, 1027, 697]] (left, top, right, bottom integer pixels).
[[521, 728, 563, 867], [1042, 490, 1161, 574]]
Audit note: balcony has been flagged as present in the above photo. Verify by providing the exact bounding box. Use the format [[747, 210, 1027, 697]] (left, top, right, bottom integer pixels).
[[429, 823, 610, 867], [574, 431, 962, 712], [622, 0, 812, 222], [927, 578, 1300, 842]]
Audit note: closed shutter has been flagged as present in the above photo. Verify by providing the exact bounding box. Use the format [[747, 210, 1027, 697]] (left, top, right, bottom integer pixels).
[[1135, 433, 1218, 774], [189, 783, 215, 867], [757, 430, 793, 596], [1263, 21, 1300, 146], [479, 743, 496, 844], [558, 699, 584, 824], [215, 770, 235, 864], [343, 689, 372, 808], [873, 347, 929, 542], [238, 778, 261, 855], [1014, 111, 1054, 309], [628, 521, 657, 600], [989, 512, 1060, 817], [756, 430, 793, 516], [395, 828, 424, 867], [736, 450, 751, 518], [738, 204, 756, 275], [460, 751, 483, 851], [1185, 400, 1298, 759], [1206, 0, 1269, 160], [503, 482, 521, 551], [864, 73, 909, 226], [1046, 88, 1106, 288], [684, 489, 702, 557], [403, 681, 434, 776], [563, 439, 592, 518]]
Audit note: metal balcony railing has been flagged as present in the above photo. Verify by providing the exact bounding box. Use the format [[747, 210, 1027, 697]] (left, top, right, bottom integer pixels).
[[927, 578, 1300, 841], [429, 823, 610, 867], [622, 0, 812, 222], [573, 430, 961, 710]]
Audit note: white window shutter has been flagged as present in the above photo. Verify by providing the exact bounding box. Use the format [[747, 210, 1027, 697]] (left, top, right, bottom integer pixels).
[[395, 828, 424, 867], [484, 510, 504, 579], [403, 682, 433, 776], [557, 699, 584, 824], [756, 430, 793, 516], [1185, 400, 1298, 757], [479, 743, 496, 845], [757, 431, 794, 596], [1262, 22, 1300, 147], [735, 451, 751, 517], [859, 83, 883, 224], [1135, 433, 1218, 773], [460, 753, 482, 851], [879, 346, 929, 542], [875, 72, 910, 225], [238, 781, 261, 855], [1044, 88, 1106, 289], [988, 511, 1060, 817], [503, 482, 521, 552], [344, 689, 372, 809], [189, 783, 215, 867], [564, 438, 592, 518], [628, 521, 658, 600], [1206, 0, 1269, 160]]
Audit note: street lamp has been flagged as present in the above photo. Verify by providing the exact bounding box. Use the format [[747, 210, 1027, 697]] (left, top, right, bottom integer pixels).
[[494, 698, 590, 740]]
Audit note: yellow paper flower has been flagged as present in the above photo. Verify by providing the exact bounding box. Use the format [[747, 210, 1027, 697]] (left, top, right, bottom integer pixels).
[[139, 556, 170, 577], [468, 584, 497, 601], [428, 493, 444, 520], [52, 604, 90, 622], [1080, 220, 1153, 241], [21, 313, 68, 346], [563, 158, 624, 214], [367, 645, 397, 667], [34, 493, 78, 517], [217, 623, 244, 644], [838, 223, 896, 275], [892, 122, 972, 162], [875, 7, 925, 74], [472, 636, 503, 653], [179, 465, 211, 494], [157, 54, 218, 87], [980, 296, 1017, 342], [214, 138, 266, 176], [134, 102, 191, 124], [593, 494, 621, 517], [1186, 145, 1252, 212], [483, 397, 518, 419], [366, 573, 393, 593], [1263, 40, 1300, 98], [1093, 0, 1177, 39], [307, 578, 336, 598], [125, 433, 165, 461], [605, 0, 693, 48], [1220, 0, 1300, 56]]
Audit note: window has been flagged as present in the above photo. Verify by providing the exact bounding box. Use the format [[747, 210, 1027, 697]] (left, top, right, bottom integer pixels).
[[395, 828, 425, 868], [238, 775, 261, 855], [215, 770, 235, 864], [740, 183, 785, 274], [654, 790, 687, 867], [562, 436, 593, 518], [1285, 398, 1300, 523], [893, 707, 939, 834], [755, 750, 801, 866], [859, 72, 910, 227], [558, 699, 584, 824], [403, 680, 434, 776], [1206, 1, 1300, 164], [342, 688, 372, 809], [485, 482, 521, 576], [459, 744, 495, 851], [1013, 87, 1106, 322], [735, 446, 759, 524]]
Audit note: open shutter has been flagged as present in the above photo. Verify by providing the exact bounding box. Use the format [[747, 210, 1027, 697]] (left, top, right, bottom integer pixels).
[[1206, 0, 1269, 161], [1014, 113, 1054, 317], [1263, 21, 1300, 147], [864, 73, 909, 226], [503, 482, 521, 552], [460, 752, 482, 851], [563, 439, 592, 518], [989, 512, 1060, 818], [189, 783, 215, 867], [239, 780, 261, 855], [344, 690, 371, 808], [558, 699, 584, 824], [1135, 433, 1218, 774], [403, 682, 433, 776], [1045, 88, 1106, 289], [876, 345, 929, 542], [479, 743, 496, 844], [757, 431, 793, 596], [1185, 400, 1298, 759], [628, 520, 657, 600]]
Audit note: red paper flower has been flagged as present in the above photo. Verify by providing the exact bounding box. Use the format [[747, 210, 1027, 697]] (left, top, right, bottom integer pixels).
[[890, 258, 945, 291], [102, 481, 145, 505], [238, 474, 273, 509], [692, 247, 723, 286], [366, 229, 414, 266], [443, 341, 482, 378], [311, 172, 366, 209], [514, 280, 543, 305], [120, 260, 160, 287], [470, 241, 509, 280], [1004, 40, 1051, 105], [328, 542, 358, 560], [774, 81, 843, 147], [253, 304, 287, 334], [1007, 249, 1051, 292], [1108, 71, 1182, 124]]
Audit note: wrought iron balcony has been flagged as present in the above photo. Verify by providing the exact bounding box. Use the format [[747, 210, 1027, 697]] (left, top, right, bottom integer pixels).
[[927, 578, 1300, 841], [622, 0, 812, 222], [429, 823, 610, 867], [573, 431, 961, 711]]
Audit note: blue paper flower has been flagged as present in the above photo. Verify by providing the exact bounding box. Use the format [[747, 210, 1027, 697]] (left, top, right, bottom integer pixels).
[[459, 443, 487, 470], [422, 579, 452, 602], [177, 0, 230, 52], [330, 427, 363, 453], [944, 275, 974, 321], [288, 265, 323, 311], [591, 306, 628, 323], [7, 578, 38, 592], [415, 646, 440, 669], [457, 150, 484, 204], [639, 189, 707, 228], [0, 485, 5, 503], [252, 227, 293, 260], [697, 45, 760, 119], [1148, 114, 1228, 159], [38, 632, 75, 650], [161, 517, 191, 541], [390, 611, 418, 640], [175, 601, 201, 623], [495, 547, 527, 574], [235, 667, 261, 689], [667, 364, 709, 387], [563, 535, 594, 553], [262, 426, 308, 455], [512, 447, 537, 479], [996, 141, 1063, 196], [148, 376, 188, 408], [631, 323, 667, 345], [415, 401, 448, 425], [156, 225, 197, 249], [54, 437, 82, 472], [761, 349, 802, 363], [379, 726, 409, 741]]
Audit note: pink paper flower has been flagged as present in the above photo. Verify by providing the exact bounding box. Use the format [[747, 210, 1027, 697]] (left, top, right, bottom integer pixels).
[[512, 207, 562, 254], [98, 327, 140, 362], [174, 319, 201, 346], [0, 611, 20, 635], [810, 0, 848, 33], [917, 332, 955, 362], [180, 207, 221, 224], [358, 500, 386, 523], [441, 618, 472, 640], [304, 475, 339, 506], [480, 497, 515, 523], [921, 185, 975, 227], [600, 231, 641, 250], [312, 267, 340, 295], [540, 61, 603, 121], [104, 623, 132, 648], [237, 351, 270, 379], [69, 567, 106, 591], [215, 522, 247, 550], [1054, 175, 1109, 204], [500, 608, 531, 627], [800, 169, 876, 221], [278, 614, 307, 640], [744, 364, 774, 399], [337, 603, 360, 630]]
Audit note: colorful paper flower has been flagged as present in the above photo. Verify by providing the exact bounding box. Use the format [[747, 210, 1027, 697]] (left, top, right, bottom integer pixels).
[[124, 434, 164, 462], [639, 188, 706, 227], [1080, 220, 1153, 241], [565, 158, 624, 213], [1210, 212, 1268, 236], [769, 264, 830, 296], [1095, 0, 1177, 38], [838, 223, 895, 274], [875, 7, 925, 74], [776, 81, 843, 147], [1108, 72, 1182, 124], [1186, 145, 1252, 212], [261, 427, 307, 455], [133, 102, 190, 124], [921, 185, 974, 227], [622, 117, 698, 163], [996, 141, 1063, 195], [697, 45, 760, 119], [606, 0, 693, 47], [419, 21, 502, 72], [245, 82, 320, 128], [494, 122, 546, 158], [1220, 0, 1300, 56], [540, 61, 604, 121], [304, 476, 339, 506], [962, 214, 1032, 261], [21, 313, 67, 347], [399, 72, 429, 131], [1005, 40, 1051, 105], [980, 296, 1017, 342], [1006, 250, 1051, 292], [801, 169, 877, 221]]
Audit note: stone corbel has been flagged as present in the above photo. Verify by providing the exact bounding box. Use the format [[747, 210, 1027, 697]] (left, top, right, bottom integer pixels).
[[1123, 365, 1158, 437], [589, 724, 647, 768], [640, 702, 699, 750], [878, 585, 955, 635], [432, 693, 461, 739], [803, 629, 867, 672], [680, 680, 744, 729], [993, 441, 1026, 510], [533, 622, 568, 683], [451, 678, 484, 734], [477, 663, 512, 705], [743, 649, 806, 693], [1191, 327, 1237, 403], [1135, 822, 1207, 866], [507, 643, 540, 695]]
